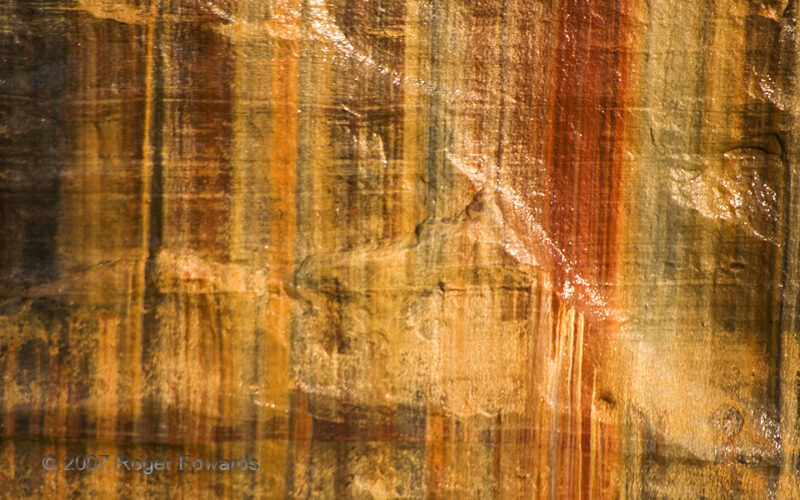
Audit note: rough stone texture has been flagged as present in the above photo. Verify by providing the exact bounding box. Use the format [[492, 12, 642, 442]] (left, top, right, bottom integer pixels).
[[2, 0, 800, 498]]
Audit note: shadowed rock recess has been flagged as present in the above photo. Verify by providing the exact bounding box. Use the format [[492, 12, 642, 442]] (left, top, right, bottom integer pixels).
[[3, 0, 800, 497]]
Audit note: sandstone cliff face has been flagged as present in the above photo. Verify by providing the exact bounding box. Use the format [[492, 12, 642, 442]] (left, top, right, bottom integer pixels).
[[1, 0, 799, 497]]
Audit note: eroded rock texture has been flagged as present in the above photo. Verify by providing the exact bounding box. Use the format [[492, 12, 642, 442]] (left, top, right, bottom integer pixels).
[[2, 0, 800, 497]]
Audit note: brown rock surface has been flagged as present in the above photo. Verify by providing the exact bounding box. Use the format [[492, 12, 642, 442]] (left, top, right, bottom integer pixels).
[[2, 0, 800, 497]]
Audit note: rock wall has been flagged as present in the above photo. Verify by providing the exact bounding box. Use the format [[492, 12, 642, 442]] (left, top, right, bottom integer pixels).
[[2, 0, 800, 497]]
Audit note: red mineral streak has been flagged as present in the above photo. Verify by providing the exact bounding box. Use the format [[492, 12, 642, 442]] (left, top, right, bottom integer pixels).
[[544, 0, 634, 496], [547, 0, 631, 310], [168, 21, 233, 260]]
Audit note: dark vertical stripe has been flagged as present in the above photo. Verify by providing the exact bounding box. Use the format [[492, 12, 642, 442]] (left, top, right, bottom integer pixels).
[[140, 0, 166, 443], [744, 2, 795, 494], [0, 2, 68, 287]]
